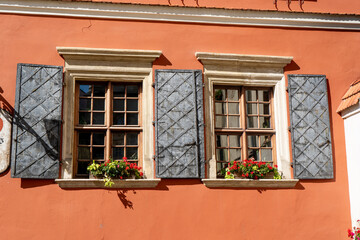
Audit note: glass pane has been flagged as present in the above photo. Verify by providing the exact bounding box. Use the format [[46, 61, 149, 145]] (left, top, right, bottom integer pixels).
[[126, 147, 138, 159], [228, 103, 239, 114], [248, 149, 259, 160], [79, 112, 91, 125], [80, 85, 91, 97], [261, 149, 272, 162], [229, 149, 241, 161], [127, 133, 138, 145], [215, 103, 226, 114], [216, 149, 228, 161], [113, 99, 124, 111], [260, 117, 271, 128], [260, 135, 272, 147], [114, 85, 125, 97], [77, 161, 90, 175], [247, 135, 259, 147], [113, 147, 124, 159], [93, 147, 104, 159], [79, 132, 91, 145], [127, 86, 138, 97], [93, 112, 105, 125], [229, 135, 241, 148], [127, 113, 138, 125], [79, 99, 91, 110], [259, 104, 270, 115], [227, 89, 239, 101], [217, 162, 227, 172], [113, 132, 124, 145], [228, 116, 239, 128], [93, 133, 105, 145], [259, 90, 270, 102], [246, 90, 257, 101], [78, 147, 90, 159], [113, 113, 125, 125], [247, 103, 257, 114], [215, 116, 227, 128], [93, 99, 105, 111], [247, 116, 258, 128], [214, 89, 225, 101], [216, 135, 228, 147], [127, 99, 138, 111], [93, 85, 105, 97]]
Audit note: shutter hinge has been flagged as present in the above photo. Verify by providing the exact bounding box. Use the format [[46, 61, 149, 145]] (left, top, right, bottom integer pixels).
[[152, 155, 156, 160], [288, 126, 291, 131], [286, 87, 289, 92], [151, 82, 156, 88], [152, 121, 155, 126], [62, 82, 66, 86], [290, 162, 293, 168]]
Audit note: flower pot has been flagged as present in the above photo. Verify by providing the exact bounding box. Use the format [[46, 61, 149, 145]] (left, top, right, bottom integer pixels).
[[233, 172, 245, 179], [263, 172, 275, 179], [89, 173, 102, 179]]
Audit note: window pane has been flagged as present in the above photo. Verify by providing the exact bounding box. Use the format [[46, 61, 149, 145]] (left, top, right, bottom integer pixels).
[[113, 147, 124, 159], [247, 103, 257, 114], [229, 135, 241, 148], [77, 161, 90, 175], [247, 116, 258, 128], [215, 116, 227, 128], [113, 99, 124, 111], [114, 85, 125, 97], [113, 113, 125, 125], [248, 149, 259, 160], [215, 103, 226, 114], [79, 132, 91, 145], [78, 147, 90, 159], [259, 90, 270, 102], [214, 89, 226, 101], [93, 147, 104, 159], [259, 104, 270, 115], [216, 149, 228, 161], [93, 112, 105, 125], [247, 135, 259, 147], [260, 135, 272, 147], [93, 99, 105, 111], [217, 162, 227, 172], [80, 85, 91, 96], [93, 133, 105, 145], [228, 116, 239, 128], [228, 103, 239, 114], [229, 149, 241, 161], [127, 133, 138, 145], [260, 117, 271, 128], [261, 149, 272, 162], [79, 99, 91, 110], [227, 89, 239, 101], [79, 112, 91, 125], [127, 99, 138, 111], [93, 85, 105, 97], [127, 113, 138, 125], [246, 90, 257, 101], [113, 132, 124, 145], [127, 86, 138, 97], [126, 147, 138, 159], [216, 135, 228, 147]]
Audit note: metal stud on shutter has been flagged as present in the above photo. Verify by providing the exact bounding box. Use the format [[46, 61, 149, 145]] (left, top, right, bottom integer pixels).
[[288, 74, 334, 179], [155, 70, 205, 178], [11, 64, 63, 179]]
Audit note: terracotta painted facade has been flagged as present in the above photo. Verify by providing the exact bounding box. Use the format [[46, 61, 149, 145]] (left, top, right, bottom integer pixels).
[[0, 1, 359, 239]]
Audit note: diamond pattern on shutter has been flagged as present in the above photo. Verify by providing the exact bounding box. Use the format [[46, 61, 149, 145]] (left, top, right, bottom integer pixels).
[[288, 74, 334, 179], [11, 64, 63, 179], [155, 70, 205, 178]]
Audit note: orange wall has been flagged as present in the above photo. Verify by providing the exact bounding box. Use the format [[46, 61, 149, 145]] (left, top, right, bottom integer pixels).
[[0, 13, 359, 240]]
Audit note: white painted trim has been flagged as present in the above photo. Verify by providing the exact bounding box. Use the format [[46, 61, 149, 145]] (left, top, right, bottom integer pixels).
[[196, 52, 293, 179], [0, 0, 360, 30], [340, 102, 360, 119]]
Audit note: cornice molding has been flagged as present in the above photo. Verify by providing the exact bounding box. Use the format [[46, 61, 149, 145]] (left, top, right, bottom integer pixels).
[[1, 0, 360, 30]]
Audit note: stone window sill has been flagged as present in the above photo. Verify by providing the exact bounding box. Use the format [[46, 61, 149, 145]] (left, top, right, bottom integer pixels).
[[55, 179, 161, 189], [202, 179, 299, 188]]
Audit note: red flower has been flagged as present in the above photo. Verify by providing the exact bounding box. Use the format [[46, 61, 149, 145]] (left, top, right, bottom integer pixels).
[[274, 165, 278, 168], [120, 176, 123, 179], [140, 172, 143, 177], [246, 173, 249, 177], [268, 165, 273, 170], [104, 163, 107, 166], [123, 157, 128, 160], [261, 174, 263, 176], [254, 176, 258, 179], [126, 167, 129, 170], [242, 174, 245, 177], [227, 172, 230, 175], [251, 172, 254, 174]]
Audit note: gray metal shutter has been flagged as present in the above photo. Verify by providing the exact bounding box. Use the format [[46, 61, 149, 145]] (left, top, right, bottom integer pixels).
[[288, 74, 333, 179], [11, 64, 63, 179], [155, 70, 205, 178]]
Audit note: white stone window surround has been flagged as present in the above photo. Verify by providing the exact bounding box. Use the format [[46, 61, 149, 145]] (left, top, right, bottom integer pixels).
[[55, 47, 162, 189], [196, 52, 298, 188]]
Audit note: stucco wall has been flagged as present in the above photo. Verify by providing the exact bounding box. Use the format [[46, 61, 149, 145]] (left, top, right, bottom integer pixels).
[[0, 12, 358, 239]]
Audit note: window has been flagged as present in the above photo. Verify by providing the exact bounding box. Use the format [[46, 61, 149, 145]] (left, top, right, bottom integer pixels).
[[214, 87, 275, 172], [74, 83, 142, 177]]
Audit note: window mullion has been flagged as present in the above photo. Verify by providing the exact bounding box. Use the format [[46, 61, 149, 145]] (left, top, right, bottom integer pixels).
[[106, 82, 111, 160]]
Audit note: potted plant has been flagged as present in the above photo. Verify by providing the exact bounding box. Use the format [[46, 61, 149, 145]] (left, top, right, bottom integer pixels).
[[348, 220, 360, 240], [87, 161, 103, 179]]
